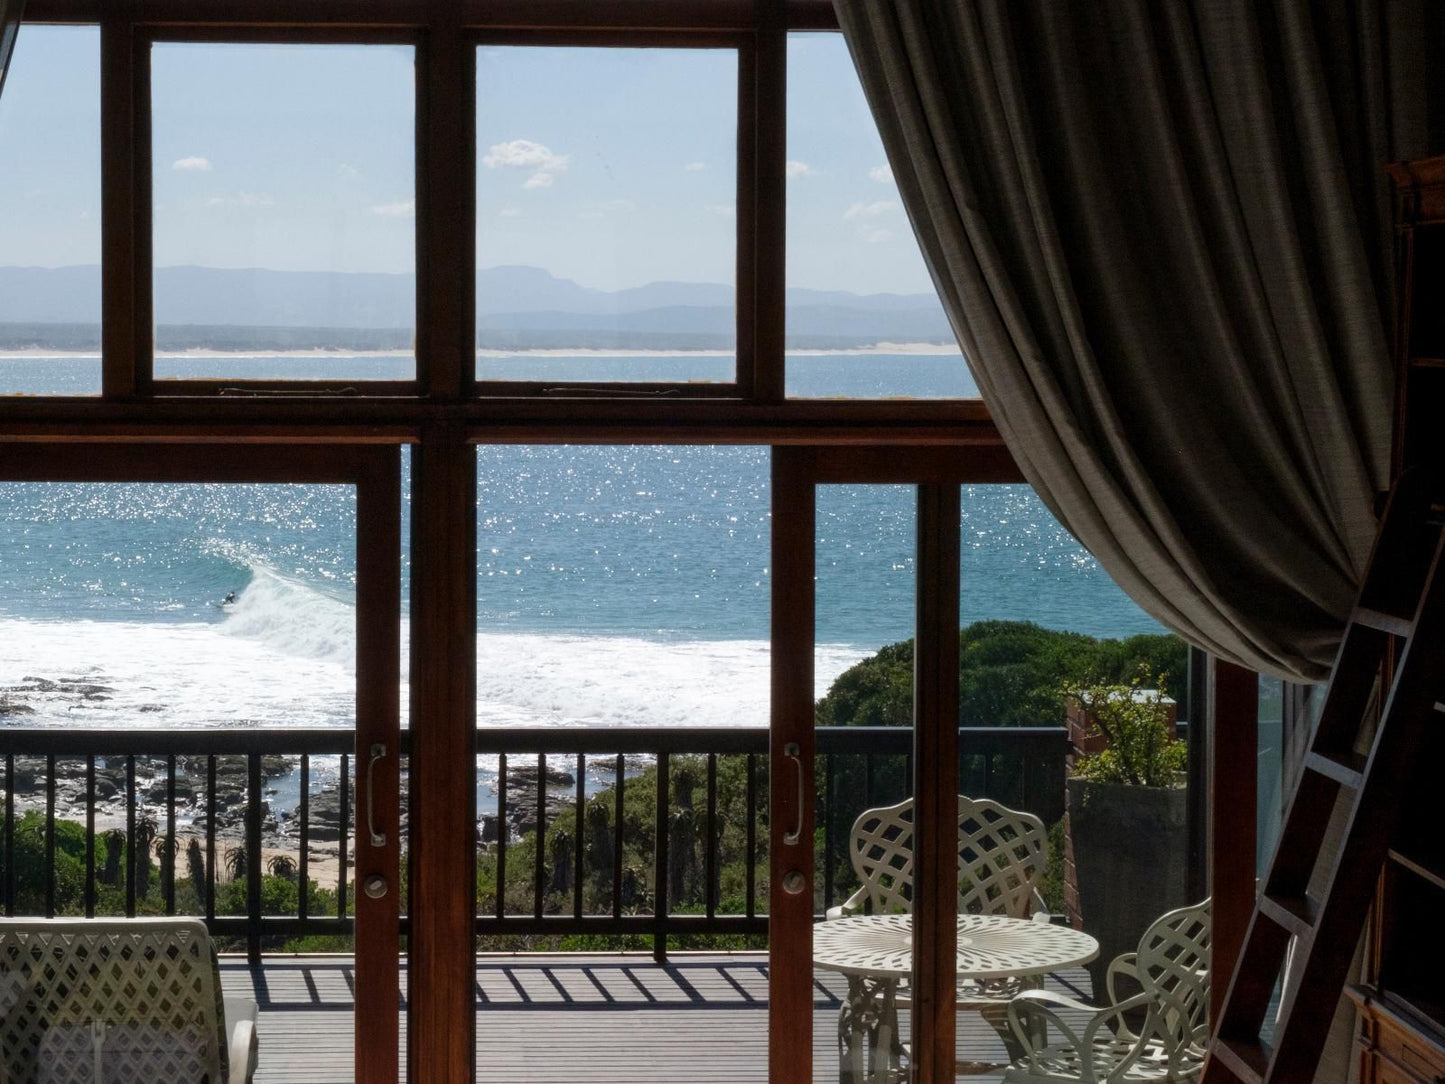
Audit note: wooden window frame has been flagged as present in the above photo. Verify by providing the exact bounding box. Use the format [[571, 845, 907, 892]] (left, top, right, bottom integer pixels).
[[0, 443, 404, 1084], [13, 0, 991, 415], [2, 5, 1058, 1084]]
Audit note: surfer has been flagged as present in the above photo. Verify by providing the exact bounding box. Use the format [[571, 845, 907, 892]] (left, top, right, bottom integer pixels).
[[221, 590, 236, 607]]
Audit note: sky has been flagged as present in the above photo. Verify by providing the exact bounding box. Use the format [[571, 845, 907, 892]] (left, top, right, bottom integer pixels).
[[0, 26, 935, 297]]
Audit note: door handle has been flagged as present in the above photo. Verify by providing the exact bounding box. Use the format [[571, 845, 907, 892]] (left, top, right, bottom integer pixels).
[[783, 741, 804, 846], [366, 742, 387, 848]]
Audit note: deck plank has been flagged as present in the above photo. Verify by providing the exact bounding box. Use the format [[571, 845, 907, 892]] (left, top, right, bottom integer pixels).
[[221, 954, 1095, 1083]]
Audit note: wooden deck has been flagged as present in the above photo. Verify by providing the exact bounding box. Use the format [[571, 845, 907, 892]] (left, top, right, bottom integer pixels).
[[220, 954, 1096, 1083]]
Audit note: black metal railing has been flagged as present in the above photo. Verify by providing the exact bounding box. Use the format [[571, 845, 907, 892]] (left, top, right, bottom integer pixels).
[[0, 725, 1070, 961]]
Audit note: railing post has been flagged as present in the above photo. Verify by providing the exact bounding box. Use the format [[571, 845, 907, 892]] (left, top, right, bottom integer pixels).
[[125, 755, 136, 917], [246, 753, 263, 966], [653, 750, 669, 963], [45, 755, 55, 919]]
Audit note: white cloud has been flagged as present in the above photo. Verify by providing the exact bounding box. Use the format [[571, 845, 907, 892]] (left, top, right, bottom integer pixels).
[[868, 164, 894, 184], [863, 228, 895, 244], [684, 161, 706, 172], [785, 160, 812, 179], [205, 191, 274, 208], [843, 199, 899, 219], [706, 203, 736, 217], [337, 163, 361, 179], [172, 156, 212, 172], [370, 200, 415, 217], [483, 139, 570, 190], [498, 207, 521, 218]]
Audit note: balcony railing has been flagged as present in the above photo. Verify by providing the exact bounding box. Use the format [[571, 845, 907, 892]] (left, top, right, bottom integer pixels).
[[0, 725, 1070, 961]]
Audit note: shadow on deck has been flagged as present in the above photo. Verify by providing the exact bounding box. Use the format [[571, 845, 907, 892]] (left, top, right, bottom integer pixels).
[[221, 954, 1094, 1083]]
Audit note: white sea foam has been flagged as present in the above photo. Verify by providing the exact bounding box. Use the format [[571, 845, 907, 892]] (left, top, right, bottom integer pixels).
[[220, 566, 356, 667], [0, 615, 355, 728], [1, 592, 871, 733], [473, 633, 867, 730]]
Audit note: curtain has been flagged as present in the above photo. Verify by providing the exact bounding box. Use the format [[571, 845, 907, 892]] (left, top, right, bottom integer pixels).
[[833, 0, 1409, 682]]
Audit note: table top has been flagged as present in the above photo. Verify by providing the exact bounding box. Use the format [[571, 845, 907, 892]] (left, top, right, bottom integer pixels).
[[812, 913, 1099, 981]]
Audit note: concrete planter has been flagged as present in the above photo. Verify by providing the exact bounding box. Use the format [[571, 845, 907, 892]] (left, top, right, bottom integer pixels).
[[1064, 777, 1189, 992]]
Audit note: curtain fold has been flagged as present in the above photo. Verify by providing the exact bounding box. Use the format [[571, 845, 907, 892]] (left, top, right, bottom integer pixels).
[[834, 0, 1403, 681]]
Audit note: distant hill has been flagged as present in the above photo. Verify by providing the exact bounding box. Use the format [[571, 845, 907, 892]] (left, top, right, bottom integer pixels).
[[0, 264, 954, 351]]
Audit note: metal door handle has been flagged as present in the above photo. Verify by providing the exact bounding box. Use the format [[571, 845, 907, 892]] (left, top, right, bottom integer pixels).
[[366, 742, 387, 848], [783, 742, 804, 846]]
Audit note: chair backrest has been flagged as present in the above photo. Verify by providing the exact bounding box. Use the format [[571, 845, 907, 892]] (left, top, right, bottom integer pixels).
[[0, 918, 228, 1083], [1135, 898, 1212, 1047], [848, 795, 1049, 918]]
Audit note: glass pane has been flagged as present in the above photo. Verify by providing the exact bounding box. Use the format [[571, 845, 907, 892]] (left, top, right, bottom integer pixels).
[[0, 480, 372, 1081], [813, 484, 918, 1078], [786, 33, 969, 399], [472, 446, 769, 1079], [0, 25, 101, 395], [959, 484, 1197, 1064], [151, 43, 416, 381], [476, 47, 737, 384], [1257, 676, 1284, 874]]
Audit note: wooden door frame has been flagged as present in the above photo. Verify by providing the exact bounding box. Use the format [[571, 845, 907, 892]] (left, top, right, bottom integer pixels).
[[770, 446, 1007, 1082], [0, 442, 404, 1084]]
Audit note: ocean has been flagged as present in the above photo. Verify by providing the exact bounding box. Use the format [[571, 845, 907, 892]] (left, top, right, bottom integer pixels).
[[0, 353, 1165, 732]]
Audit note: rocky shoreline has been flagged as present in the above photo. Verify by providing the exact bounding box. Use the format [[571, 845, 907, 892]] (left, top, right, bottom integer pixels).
[[2, 675, 654, 870]]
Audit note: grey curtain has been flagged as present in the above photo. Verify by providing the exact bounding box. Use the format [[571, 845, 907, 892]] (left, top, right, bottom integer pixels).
[[834, 0, 1410, 682]]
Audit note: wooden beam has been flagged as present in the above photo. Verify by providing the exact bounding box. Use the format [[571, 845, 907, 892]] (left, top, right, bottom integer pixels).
[[417, 3, 472, 399], [742, 0, 785, 401], [913, 483, 961, 1081], [1208, 657, 1259, 1026], [354, 449, 403, 1084], [0, 0, 23, 101], [408, 424, 477, 1083], [769, 447, 815, 1082], [100, 1, 139, 398]]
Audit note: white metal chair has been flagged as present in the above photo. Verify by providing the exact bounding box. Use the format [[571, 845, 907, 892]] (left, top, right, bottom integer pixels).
[[827, 795, 1052, 1070], [827, 794, 1051, 923], [0, 917, 258, 1084], [1003, 898, 1212, 1084]]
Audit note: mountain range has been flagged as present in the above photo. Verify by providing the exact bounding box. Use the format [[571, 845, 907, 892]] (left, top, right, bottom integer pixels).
[[0, 264, 953, 350]]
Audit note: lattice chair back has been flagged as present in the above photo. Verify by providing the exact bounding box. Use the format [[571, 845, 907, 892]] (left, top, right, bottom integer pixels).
[[0, 918, 229, 1084], [848, 796, 1049, 918], [1135, 898, 1212, 1049]]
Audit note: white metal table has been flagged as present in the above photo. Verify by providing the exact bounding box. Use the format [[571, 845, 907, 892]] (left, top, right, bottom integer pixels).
[[813, 914, 1099, 1084]]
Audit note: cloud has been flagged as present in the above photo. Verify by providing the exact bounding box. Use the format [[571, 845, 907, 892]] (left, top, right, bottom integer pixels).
[[498, 207, 521, 218], [337, 163, 361, 179], [869, 164, 893, 184], [684, 161, 706, 172], [863, 228, 895, 244], [706, 203, 736, 217], [483, 139, 570, 189], [205, 192, 274, 208], [843, 199, 899, 219], [785, 160, 812, 179], [172, 156, 212, 172], [370, 200, 415, 217]]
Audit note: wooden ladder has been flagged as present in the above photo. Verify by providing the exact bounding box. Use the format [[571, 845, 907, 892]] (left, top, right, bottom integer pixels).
[[1202, 469, 1445, 1084]]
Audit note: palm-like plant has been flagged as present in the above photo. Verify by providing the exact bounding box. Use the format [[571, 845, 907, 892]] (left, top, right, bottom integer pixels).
[[223, 844, 247, 883], [186, 838, 207, 902], [153, 835, 180, 899], [101, 829, 125, 887], [266, 853, 298, 881], [132, 812, 158, 898]]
